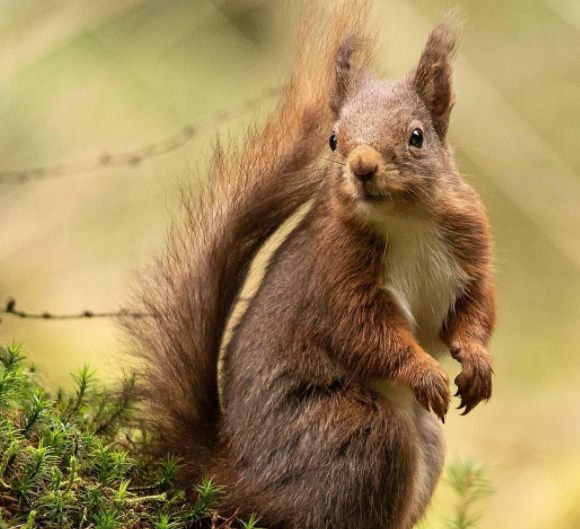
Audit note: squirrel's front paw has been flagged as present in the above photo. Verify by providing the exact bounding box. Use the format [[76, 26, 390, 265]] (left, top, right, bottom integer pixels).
[[410, 356, 451, 422], [450, 342, 494, 415]]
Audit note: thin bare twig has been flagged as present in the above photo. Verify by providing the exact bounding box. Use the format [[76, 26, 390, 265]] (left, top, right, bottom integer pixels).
[[0, 87, 280, 186], [0, 298, 147, 322], [0, 296, 251, 324]]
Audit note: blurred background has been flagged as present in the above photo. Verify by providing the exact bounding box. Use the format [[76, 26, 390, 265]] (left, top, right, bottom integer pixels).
[[1, 0, 579, 527]]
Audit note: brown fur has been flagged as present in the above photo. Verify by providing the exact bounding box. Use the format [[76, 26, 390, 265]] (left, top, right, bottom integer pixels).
[[126, 6, 496, 529]]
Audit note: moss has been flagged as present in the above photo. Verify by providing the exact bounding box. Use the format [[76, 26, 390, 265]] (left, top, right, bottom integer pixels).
[[0, 343, 238, 528]]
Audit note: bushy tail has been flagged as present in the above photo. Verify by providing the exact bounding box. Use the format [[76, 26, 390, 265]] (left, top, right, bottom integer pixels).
[[124, 0, 373, 481]]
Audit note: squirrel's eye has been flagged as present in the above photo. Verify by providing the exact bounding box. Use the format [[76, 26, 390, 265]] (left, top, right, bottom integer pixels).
[[409, 128, 424, 149], [329, 133, 338, 151]]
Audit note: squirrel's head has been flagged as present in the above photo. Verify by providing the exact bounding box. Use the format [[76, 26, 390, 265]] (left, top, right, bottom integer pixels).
[[327, 14, 461, 220]]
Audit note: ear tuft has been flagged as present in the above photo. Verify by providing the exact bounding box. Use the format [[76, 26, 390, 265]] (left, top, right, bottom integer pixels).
[[330, 33, 359, 118], [411, 11, 462, 141]]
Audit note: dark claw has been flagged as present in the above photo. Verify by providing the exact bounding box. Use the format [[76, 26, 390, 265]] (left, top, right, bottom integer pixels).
[[461, 402, 474, 416]]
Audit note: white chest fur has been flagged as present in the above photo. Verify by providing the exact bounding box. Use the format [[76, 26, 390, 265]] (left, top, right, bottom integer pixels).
[[376, 214, 466, 357]]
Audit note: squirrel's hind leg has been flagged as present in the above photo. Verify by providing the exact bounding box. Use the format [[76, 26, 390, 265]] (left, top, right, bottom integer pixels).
[[218, 387, 424, 529]]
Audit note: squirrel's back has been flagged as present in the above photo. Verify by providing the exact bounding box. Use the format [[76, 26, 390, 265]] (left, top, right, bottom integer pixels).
[[124, 0, 375, 484]]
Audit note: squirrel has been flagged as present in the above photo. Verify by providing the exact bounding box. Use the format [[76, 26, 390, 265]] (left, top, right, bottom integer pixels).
[[125, 2, 496, 528]]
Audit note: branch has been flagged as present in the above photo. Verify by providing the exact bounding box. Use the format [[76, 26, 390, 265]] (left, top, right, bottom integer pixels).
[[0, 87, 280, 186], [0, 297, 251, 324], [0, 298, 148, 323]]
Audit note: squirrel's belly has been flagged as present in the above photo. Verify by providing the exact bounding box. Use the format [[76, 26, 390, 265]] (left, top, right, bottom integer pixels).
[[383, 268, 461, 358], [379, 218, 467, 358]]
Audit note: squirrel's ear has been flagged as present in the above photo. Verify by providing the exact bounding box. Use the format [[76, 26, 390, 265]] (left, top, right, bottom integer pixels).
[[329, 34, 358, 119], [411, 13, 460, 141]]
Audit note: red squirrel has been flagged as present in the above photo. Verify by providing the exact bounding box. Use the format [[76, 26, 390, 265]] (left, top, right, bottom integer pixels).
[[126, 2, 496, 528]]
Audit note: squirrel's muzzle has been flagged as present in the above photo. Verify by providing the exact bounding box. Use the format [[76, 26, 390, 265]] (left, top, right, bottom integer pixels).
[[347, 146, 382, 182]]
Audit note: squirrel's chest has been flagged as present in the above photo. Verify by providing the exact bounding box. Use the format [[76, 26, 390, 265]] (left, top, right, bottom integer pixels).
[[379, 218, 466, 355]]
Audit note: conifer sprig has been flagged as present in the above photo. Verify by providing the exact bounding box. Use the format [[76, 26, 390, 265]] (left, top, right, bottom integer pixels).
[[0, 344, 253, 528], [446, 459, 494, 529]]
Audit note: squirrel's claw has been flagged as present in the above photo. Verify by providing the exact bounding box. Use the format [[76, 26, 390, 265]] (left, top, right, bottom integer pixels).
[[410, 357, 451, 423], [451, 342, 493, 417]]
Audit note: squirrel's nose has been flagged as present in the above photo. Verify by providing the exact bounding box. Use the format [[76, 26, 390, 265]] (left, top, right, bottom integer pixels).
[[348, 146, 381, 182]]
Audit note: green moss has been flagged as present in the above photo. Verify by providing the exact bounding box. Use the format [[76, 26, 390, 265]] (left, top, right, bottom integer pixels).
[[0, 343, 236, 528]]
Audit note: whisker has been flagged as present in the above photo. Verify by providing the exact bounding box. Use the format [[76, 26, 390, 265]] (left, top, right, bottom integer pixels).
[[413, 174, 457, 185]]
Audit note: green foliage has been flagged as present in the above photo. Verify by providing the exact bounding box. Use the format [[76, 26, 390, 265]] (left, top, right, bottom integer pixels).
[[445, 459, 494, 529], [417, 459, 494, 529], [238, 514, 265, 529], [0, 344, 493, 528], [0, 344, 251, 528]]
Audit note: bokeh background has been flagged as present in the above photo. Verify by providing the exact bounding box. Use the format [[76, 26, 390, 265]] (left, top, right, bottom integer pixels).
[[1, 1, 580, 527]]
